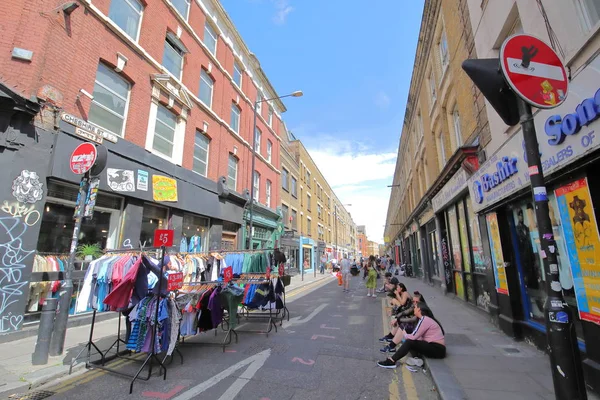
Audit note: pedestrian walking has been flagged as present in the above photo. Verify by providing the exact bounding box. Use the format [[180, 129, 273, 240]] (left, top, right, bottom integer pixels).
[[340, 256, 352, 292], [320, 252, 327, 274], [366, 256, 378, 297]]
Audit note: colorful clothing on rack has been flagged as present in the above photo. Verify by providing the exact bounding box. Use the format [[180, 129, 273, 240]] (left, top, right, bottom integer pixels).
[[29, 255, 66, 312], [126, 296, 179, 355]]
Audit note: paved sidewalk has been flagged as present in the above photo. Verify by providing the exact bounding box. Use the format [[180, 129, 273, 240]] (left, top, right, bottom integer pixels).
[[404, 278, 598, 400], [0, 271, 331, 398]]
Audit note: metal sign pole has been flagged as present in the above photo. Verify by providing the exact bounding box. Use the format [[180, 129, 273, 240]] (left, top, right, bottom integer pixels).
[[518, 98, 587, 400]]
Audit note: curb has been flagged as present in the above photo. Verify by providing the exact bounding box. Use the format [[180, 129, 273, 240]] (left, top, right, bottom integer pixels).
[[424, 358, 468, 400]]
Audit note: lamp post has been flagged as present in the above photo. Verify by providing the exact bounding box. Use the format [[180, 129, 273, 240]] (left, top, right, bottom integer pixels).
[[247, 90, 303, 250]]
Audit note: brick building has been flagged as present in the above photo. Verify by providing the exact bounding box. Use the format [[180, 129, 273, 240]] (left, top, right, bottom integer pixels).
[[0, 0, 289, 335]]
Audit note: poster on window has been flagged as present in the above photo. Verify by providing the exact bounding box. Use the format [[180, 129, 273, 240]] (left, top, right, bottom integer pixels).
[[556, 178, 600, 325], [486, 213, 509, 295], [152, 175, 178, 202]]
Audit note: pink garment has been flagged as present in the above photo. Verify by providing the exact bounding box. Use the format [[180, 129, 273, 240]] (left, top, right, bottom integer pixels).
[[405, 316, 445, 345], [103, 257, 142, 309], [111, 256, 128, 287]]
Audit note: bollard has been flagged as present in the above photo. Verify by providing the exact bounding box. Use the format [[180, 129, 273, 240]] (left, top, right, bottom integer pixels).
[[32, 298, 58, 365]]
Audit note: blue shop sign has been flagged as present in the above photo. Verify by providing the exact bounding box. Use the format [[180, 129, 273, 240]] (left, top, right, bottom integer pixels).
[[472, 156, 519, 204], [545, 88, 600, 146]]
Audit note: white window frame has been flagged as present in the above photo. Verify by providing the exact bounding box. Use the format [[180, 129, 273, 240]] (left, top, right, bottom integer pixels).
[[228, 154, 238, 191], [108, 0, 144, 42], [254, 128, 261, 154], [266, 179, 272, 208], [439, 132, 446, 168], [253, 171, 260, 202], [192, 131, 210, 177], [89, 63, 131, 138], [170, 0, 190, 20], [282, 168, 289, 191], [163, 36, 185, 80], [204, 22, 218, 55], [439, 29, 449, 72], [144, 101, 185, 165], [307, 193, 311, 211], [233, 61, 243, 88], [575, 0, 600, 33], [268, 106, 273, 127], [256, 94, 263, 114], [230, 103, 241, 133], [199, 69, 214, 108], [291, 176, 297, 197], [453, 106, 462, 147], [266, 140, 272, 162]]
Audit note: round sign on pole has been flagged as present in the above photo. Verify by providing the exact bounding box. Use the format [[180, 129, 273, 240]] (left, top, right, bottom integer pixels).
[[70, 143, 97, 175], [500, 34, 568, 109]]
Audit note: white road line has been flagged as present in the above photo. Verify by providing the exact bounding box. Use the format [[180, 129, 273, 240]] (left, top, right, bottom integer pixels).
[[283, 303, 328, 327]]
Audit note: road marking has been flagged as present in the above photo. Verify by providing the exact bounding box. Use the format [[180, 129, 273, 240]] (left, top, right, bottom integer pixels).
[[381, 299, 419, 400], [142, 385, 186, 399], [319, 323, 340, 330], [171, 349, 271, 400], [291, 357, 315, 365], [310, 334, 335, 340], [284, 303, 328, 327]]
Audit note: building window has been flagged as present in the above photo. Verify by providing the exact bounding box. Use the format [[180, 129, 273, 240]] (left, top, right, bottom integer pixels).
[[233, 62, 242, 88], [163, 35, 185, 79], [291, 209, 298, 230], [230, 103, 241, 133], [268, 106, 273, 127], [152, 104, 177, 158], [266, 140, 272, 162], [256, 94, 263, 115], [228, 154, 238, 190], [192, 131, 209, 177], [306, 171, 311, 187], [88, 63, 130, 138], [282, 168, 289, 191], [204, 22, 218, 55], [317, 204, 322, 220], [108, 0, 143, 41], [439, 29, 449, 71], [439, 132, 446, 169], [282, 204, 289, 227], [199, 69, 213, 108], [307, 218, 312, 235], [429, 71, 436, 103], [453, 106, 462, 147], [416, 113, 424, 139], [291, 177, 297, 198], [170, 0, 190, 19], [254, 128, 261, 154], [576, 0, 600, 32], [307, 193, 311, 211], [253, 171, 260, 202], [266, 180, 272, 208]]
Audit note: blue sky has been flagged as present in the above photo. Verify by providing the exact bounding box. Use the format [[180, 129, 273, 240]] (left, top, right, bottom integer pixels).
[[221, 0, 424, 243]]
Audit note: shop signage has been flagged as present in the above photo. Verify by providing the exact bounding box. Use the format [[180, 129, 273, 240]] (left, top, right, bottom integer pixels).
[[75, 127, 103, 144], [468, 55, 600, 213], [432, 169, 469, 212], [153, 175, 178, 202], [70, 143, 97, 175], [167, 272, 184, 291], [556, 178, 600, 325], [500, 34, 568, 109], [472, 156, 519, 205], [137, 170, 149, 191], [107, 168, 135, 192], [282, 231, 295, 239], [153, 229, 174, 247], [61, 113, 119, 143]]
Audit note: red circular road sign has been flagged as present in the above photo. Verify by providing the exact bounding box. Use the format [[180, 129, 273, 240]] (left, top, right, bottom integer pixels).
[[500, 34, 568, 109], [70, 142, 97, 175]]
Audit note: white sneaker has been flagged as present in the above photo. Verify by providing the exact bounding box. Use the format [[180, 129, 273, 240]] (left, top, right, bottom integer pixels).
[[367, 294, 371, 297], [405, 357, 424, 367]]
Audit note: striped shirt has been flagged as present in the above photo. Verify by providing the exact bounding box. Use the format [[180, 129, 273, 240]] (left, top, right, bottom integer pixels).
[[405, 316, 445, 345]]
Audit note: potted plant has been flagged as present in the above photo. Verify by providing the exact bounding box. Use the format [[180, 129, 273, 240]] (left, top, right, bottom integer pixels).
[[77, 243, 103, 261]]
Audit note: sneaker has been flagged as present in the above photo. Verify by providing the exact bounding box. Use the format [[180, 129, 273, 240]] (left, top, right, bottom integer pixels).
[[377, 358, 397, 369], [367, 294, 371, 297], [379, 335, 393, 343], [405, 357, 424, 367], [380, 344, 396, 353]]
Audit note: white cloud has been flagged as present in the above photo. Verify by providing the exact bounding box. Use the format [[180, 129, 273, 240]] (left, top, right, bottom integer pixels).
[[374, 90, 391, 109], [272, 0, 294, 25]]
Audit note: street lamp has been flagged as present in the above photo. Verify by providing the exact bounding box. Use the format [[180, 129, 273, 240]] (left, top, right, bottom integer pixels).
[[247, 90, 303, 249]]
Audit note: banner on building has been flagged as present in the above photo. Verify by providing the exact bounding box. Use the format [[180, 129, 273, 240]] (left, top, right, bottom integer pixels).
[[152, 175, 178, 202], [556, 178, 600, 325], [486, 212, 509, 295]]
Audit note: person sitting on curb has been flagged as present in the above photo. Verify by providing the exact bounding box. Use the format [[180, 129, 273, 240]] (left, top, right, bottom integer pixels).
[[377, 302, 446, 369], [379, 292, 426, 353], [390, 282, 410, 310], [377, 272, 393, 293]]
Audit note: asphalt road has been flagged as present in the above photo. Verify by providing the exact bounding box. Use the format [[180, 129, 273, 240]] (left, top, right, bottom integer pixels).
[[25, 275, 439, 400]]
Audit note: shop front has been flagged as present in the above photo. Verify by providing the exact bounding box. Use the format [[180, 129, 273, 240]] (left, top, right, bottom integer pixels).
[[243, 205, 282, 250], [299, 236, 315, 273], [466, 54, 600, 390], [280, 230, 300, 272]]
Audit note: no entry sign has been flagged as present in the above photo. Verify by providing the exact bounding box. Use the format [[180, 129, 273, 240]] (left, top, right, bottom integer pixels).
[[70, 142, 97, 175], [500, 34, 568, 109]]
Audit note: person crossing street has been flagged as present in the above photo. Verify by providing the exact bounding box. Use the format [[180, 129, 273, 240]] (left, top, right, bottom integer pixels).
[[340, 255, 352, 292]]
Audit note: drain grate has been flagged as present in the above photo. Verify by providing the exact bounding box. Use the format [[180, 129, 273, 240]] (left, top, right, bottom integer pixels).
[[8, 390, 55, 400], [444, 333, 476, 347]]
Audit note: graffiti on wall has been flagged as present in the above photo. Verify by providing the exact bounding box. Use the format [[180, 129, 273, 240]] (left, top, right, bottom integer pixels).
[[441, 235, 452, 287], [12, 170, 44, 204]]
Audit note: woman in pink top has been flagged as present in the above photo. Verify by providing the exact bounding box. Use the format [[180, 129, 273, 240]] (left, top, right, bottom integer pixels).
[[377, 302, 446, 369]]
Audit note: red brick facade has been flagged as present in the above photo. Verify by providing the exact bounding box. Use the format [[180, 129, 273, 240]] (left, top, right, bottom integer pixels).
[[0, 0, 281, 209]]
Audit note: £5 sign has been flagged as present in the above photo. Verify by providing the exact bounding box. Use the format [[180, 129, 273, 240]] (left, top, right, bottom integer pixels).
[[153, 229, 174, 247]]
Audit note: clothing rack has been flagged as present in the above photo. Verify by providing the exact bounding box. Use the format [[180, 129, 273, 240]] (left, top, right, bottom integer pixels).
[[233, 274, 285, 336], [69, 246, 180, 394]]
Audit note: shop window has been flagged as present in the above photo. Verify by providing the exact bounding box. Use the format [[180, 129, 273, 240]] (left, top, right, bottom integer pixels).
[[458, 202, 472, 273], [88, 63, 130, 138], [199, 69, 214, 108], [221, 221, 239, 251], [181, 213, 209, 253], [193, 131, 209, 177], [139, 204, 168, 248], [38, 181, 122, 253], [446, 205, 465, 299], [203, 22, 218, 55], [152, 104, 177, 158], [170, 0, 190, 20], [108, 0, 143, 41], [228, 154, 238, 190]]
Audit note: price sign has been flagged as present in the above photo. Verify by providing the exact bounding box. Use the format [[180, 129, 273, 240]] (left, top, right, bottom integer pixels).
[[153, 229, 174, 247], [278, 263, 284, 276], [223, 266, 233, 283], [167, 272, 184, 291]]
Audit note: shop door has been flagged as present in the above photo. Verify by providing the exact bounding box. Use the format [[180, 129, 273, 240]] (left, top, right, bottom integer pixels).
[[425, 220, 439, 283], [446, 204, 465, 300]]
